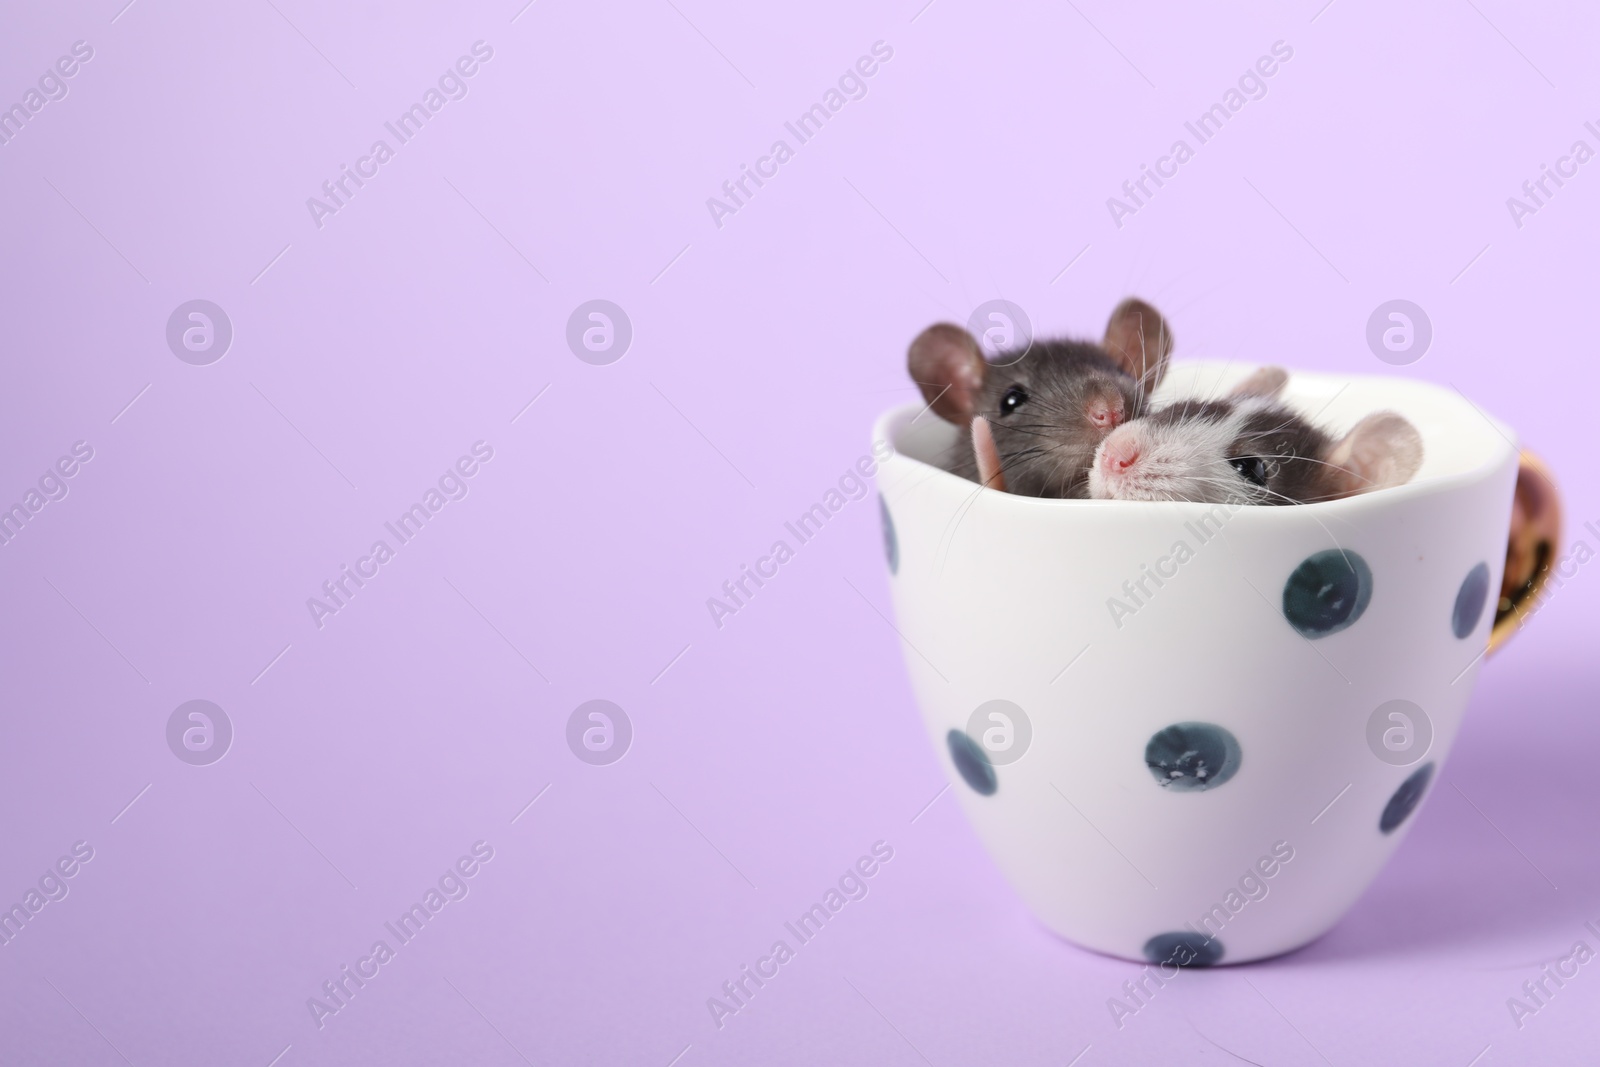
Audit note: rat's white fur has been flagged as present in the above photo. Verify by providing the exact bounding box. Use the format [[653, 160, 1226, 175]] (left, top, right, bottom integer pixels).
[[1089, 398, 1282, 504]]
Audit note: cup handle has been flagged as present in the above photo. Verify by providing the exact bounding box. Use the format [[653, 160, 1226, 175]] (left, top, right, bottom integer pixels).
[[1488, 450, 1562, 655]]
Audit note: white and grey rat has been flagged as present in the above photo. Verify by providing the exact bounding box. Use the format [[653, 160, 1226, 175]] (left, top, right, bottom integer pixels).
[[907, 298, 1174, 498], [1088, 367, 1425, 505]]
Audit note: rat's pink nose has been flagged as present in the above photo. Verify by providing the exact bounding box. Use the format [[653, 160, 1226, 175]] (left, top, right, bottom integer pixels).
[[1101, 434, 1140, 474], [1087, 397, 1125, 430]]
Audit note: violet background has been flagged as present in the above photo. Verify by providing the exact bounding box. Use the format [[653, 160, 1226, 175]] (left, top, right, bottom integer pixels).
[[2, 0, 1597, 1063]]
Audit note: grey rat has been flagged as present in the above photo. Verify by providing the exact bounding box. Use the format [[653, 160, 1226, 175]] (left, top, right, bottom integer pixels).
[[1088, 366, 1425, 504], [907, 298, 1174, 498]]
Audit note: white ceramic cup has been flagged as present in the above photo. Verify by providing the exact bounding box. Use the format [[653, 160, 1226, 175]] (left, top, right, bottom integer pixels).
[[872, 361, 1542, 966]]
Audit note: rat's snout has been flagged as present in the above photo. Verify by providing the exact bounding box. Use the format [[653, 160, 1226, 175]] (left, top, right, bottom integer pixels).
[[1099, 430, 1141, 474], [1085, 389, 1126, 432], [1088, 426, 1144, 501], [1088, 417, 1165, 501]]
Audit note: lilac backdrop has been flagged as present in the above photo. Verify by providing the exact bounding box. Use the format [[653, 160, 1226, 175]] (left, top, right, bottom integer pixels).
[[2, 0, 1597, 1063]]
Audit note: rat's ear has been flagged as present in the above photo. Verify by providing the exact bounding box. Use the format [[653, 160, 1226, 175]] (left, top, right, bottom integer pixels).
[[1231, 366, 1289, 399], [1103, 298, 1174, 392], [908, 323, 987, 424], [1322, 412, 1424, 499]]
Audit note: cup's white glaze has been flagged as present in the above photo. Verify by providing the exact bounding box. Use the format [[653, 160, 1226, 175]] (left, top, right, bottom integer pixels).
[[872, 362, 1519, 965]]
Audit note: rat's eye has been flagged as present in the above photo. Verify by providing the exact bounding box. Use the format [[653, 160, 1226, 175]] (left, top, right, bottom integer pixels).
[[999, 385, 1029, 416], [1230, 456, 1268, 487]]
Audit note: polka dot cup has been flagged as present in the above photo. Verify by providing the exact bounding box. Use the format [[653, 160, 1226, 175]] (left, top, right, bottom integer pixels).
[[873, 361, 1543, 965]]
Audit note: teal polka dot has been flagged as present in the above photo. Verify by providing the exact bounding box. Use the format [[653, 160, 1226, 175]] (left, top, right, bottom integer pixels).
[[1283, 549, 1372, 638], [1145, 723, 1241, 791], [1380, 762, 1435, 834], [879, 494, 898, 575], [1144, 931, 1223, 967], [947, 729, 996, 795], [1453, 562, 1490, 639]]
